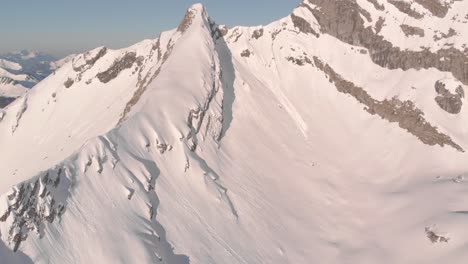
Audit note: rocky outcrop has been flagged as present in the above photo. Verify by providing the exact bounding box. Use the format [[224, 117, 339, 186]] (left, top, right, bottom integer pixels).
[[97, 52, 142, 83], [313, 56, 464, 152], [414, 0, 450, 18], [70, 47, 108, 83], [184, 39, 227, 149], [252, 28, 264, 39], [302, 0, 468, 85], [434, 80, 464, 114], [290, 13, 320, 37], [400, 24, 425, 37], [287, 55, 312, 66], [155, 140, 172, 154], [177, 5, 199, 33], [0, 77, 18, 86], [241, 50, 251, 57], [63, 78, 74, 88], [387, 0, 424, 19], [72, 47, 107, 73], [434, 28, 457, 41], [367, 0, 385, 11], [0, 167, 70, 252], [375, 17, 385, 34], [425, 227, 450, 243], [118, 37, 176, 125]]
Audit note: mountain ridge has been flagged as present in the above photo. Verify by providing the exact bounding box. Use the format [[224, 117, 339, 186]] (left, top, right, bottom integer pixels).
[[1, 1, 468, 263], [0, 51, 75, 109]]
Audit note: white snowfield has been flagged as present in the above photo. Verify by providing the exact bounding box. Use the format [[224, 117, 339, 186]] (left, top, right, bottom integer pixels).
[[0, 85, 27, 98], [1, 1, 468, 263]]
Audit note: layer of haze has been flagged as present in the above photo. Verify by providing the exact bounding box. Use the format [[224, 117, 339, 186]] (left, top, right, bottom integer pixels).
[[0, 1, 300, 58]]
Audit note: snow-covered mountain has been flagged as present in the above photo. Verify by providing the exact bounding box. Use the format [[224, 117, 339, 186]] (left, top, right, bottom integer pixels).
[[0, 57, 32, 108], [0, 51, 74, 109], [0, 51, 61, 82], [1, 1, 468, 263]]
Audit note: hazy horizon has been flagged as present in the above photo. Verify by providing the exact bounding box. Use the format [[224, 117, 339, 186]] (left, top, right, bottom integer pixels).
[[0, 1, 299, 58]]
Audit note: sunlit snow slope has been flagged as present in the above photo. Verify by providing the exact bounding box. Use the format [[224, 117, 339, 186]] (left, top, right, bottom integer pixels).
[[1, 1, 468, 263], [0, 51, 75, 109]]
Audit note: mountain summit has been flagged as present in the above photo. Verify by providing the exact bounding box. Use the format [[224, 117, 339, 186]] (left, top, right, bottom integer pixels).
[[1, 1, 468, 263]]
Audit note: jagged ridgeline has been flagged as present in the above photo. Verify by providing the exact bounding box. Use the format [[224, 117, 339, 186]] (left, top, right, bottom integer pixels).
[[0, 1, 468, 263]]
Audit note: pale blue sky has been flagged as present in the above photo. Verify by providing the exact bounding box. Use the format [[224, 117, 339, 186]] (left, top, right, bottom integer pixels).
[[0, 1, 300, 58]]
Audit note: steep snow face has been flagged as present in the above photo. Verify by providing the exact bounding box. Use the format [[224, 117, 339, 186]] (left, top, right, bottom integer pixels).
[[1, 1, 468, 264]]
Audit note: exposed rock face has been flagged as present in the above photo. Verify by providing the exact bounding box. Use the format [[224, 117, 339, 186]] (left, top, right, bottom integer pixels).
[[400, 24, 425, 37], [118, 37, 176, 125], [84, 47, 107, 68], [313, 56, 464, 152], [290, 13, 320, 37], [70, 47, 108, 84], [0, 77, 18, 86], [425, 227, 450, 243], [434, 80, 464, 114], [303, 0, 468, 85], [0, 167, 70, 252], [252, 28, 264, 39], [375, 17, 385, 34], [387, 0, 424, 19], [287, 55, 312, 66], [414, 0, 450, 18], [185, 62, 224, 150], [73, 47, 107, 72], [434, 28, 457, 41], [218, 25, 229, 37], [177, 6, 198, 33], [97, 52, 142, 83], [241, 50, 251, 57], [63, 78, 74, 88], [367, 0, 385, 11]]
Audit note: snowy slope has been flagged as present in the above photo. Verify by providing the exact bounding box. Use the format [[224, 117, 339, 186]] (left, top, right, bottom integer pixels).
[[0, 52, 74, 108], [50, 54, 76, 71], [1, 1, 468, 264]]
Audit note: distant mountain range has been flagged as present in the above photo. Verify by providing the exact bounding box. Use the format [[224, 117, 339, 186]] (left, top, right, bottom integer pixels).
[[0, 51, 74, 108]]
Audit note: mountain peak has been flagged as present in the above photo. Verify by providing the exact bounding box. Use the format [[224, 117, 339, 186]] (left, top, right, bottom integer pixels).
[[177, 3, 209, 33], [188, 3, 205, 12]]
